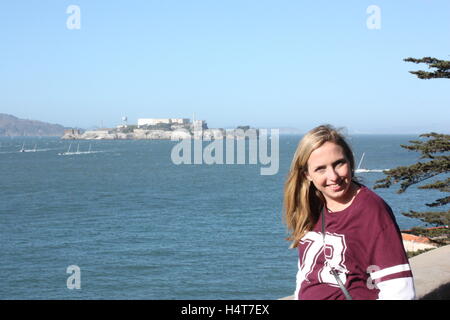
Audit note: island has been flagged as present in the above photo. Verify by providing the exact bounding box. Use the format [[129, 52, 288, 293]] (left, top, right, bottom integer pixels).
[[61, 118, 256, 140]]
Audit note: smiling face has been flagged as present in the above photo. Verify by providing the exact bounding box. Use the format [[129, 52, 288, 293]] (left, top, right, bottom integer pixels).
[[305, 141, 355, 210]]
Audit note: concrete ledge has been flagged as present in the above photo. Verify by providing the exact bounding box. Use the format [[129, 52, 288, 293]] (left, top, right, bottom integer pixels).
[[410, 244, 450, 299], [280, 245, 450, 300]]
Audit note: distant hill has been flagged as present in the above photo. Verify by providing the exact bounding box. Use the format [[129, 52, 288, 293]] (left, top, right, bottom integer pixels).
[[0, 113, 70, 137]]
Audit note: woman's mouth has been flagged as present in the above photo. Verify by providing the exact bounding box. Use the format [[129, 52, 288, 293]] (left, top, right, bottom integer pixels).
[[327, 181, 345, 191]]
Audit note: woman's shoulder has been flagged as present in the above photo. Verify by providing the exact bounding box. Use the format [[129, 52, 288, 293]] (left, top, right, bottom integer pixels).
[[353, 184, 395, 218], [357, 185, 386, 204], [346, 185, 399, 235]]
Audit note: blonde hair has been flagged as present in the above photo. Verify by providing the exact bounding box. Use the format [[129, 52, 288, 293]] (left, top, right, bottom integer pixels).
[[283, 125, 356, 248]]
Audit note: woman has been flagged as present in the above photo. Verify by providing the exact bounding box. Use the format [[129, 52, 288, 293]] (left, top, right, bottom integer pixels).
[[284, 125, 415, 300]]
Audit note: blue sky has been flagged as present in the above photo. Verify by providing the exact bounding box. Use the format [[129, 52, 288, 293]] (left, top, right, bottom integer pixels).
[[1, 0, 449, 133]]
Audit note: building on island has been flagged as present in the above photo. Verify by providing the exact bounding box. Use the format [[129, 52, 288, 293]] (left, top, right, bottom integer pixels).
[[137, 118, 190, 128], [64, 129, 82, 135], [83, 129, 112, 135], [193, 120, 207, 128]]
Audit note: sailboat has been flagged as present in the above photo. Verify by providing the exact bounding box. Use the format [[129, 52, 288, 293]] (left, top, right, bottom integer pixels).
[[354, 152, 388, 173], [58, 143, 96, 155], [79, 144, 93, 154], [58, 143, 72, 155], [76, 143, 95, 154], [20, 143, 38, 152]]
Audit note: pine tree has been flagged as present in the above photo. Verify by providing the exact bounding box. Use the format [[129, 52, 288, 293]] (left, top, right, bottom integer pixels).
[[374, 57, 450, 244], [403, 57, 450, 79]]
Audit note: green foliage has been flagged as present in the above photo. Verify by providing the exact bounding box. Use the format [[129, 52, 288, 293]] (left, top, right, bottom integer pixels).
[[404, 57, 450, 79], [374, 133, 450, 194], [403, 210, 450, 227], [406, 226, 449, 240], [407, 248, 436, 259], [374, 57, 450, 244], [374, 133, 450, 240]]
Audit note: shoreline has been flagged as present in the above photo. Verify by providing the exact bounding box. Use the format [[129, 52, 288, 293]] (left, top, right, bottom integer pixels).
[[61, 128, 262, 140]]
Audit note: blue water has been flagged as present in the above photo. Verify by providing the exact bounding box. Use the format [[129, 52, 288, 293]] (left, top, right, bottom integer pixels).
[[0, 135, 437, 299]]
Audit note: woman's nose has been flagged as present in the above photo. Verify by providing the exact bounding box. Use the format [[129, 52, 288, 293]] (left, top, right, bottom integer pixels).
[[326, 167, 339, 181]]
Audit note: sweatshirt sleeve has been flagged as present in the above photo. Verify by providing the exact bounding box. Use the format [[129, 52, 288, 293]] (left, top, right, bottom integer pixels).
[[367, 212, 416, 300]]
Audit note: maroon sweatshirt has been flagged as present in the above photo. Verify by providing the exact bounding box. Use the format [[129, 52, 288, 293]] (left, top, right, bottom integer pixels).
[[295, 185, 415, 300]]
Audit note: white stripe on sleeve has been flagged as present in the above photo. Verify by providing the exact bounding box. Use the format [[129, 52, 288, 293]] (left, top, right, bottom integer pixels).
[[294, 260, 304, 300], [370, 264, 411, 280]]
